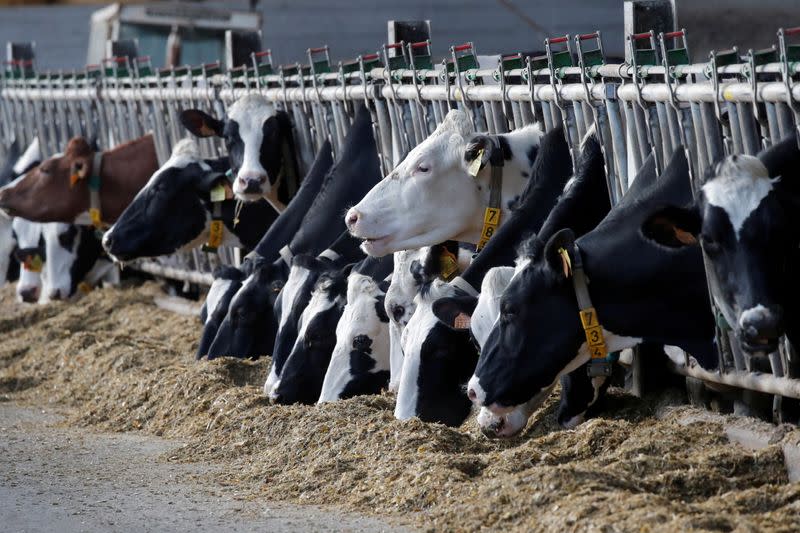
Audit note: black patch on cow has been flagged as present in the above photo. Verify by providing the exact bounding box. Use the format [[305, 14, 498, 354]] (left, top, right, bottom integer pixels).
[[57, 225, 78, 250], [68, 227, 104, 296], [526, 143, 539, 169], [496, 135, 513, 161], [374, 295, 389, 323], [339, 348, 389, 399]]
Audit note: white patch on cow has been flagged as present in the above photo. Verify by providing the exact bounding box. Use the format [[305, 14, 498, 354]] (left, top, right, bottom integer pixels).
[[471, 266, 515, 348], [227, 94, 276, 199], [41, 222, 78, 299], [264, 265, 311, 396], [739, 304, 773, 332], [702, 155, 774, 239], [387, 320, 404, 393], [203, 278, 233, 325], [12, 137, 41, 176], [348, 109, 542, 256], [395, 280, 458, 420], [319, 273, 390, 403]]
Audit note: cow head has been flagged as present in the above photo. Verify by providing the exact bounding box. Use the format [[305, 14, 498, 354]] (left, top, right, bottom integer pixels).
[[319, 272, 391, 403], [0, 137, 94, 222], [180, 95, 290, 204], [642, 154, 793, 355], [41, 223, 102, 300], [345, 110, 541, 256], [12, 218, 44, 303], [197, 264, 247, 359], [264, 254, 339, 398], [273, 265, 352, 405], [206, 260, 283, 360], [103, 139, 228, 261], [394, 279, 478, 427]]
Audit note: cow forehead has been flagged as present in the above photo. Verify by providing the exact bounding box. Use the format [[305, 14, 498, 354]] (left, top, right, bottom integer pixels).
[[702, 157, 774, 238], [227, 95, 274, 137]]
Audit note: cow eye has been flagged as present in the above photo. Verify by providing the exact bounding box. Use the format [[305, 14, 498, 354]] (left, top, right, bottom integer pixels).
[[353, 334, 372, 351], [700, 234, 720, 255], [391, 304, 404, 322], [500, 304, 516, 323], [416, 164, 429, 174]]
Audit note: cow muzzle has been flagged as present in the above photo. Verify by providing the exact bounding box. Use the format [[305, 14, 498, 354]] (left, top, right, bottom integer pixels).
[[739, 304, 783, 354], [234, 171, 269, 199], [18, 285, 39, 303]]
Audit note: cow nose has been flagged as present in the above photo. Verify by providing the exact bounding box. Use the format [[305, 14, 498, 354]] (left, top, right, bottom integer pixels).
[[270, 392, 282, 404], [345, 208, 360, 228], [467, 388, 478, 402], [238, 171, 267, 193], [49, 288, 63, 301], [740, 305, 783, 350], [19, 286, 39, 303]]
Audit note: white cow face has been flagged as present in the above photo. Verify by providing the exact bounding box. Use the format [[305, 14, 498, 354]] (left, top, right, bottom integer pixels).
[[319, 273, 391, 403], [345, 111, 482, 256], [42, 222, 79, 300], [12, 218, 44, 303]]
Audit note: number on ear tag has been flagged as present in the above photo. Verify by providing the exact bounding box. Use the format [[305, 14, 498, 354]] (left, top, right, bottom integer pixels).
[[467, 148, 484, 177], [439, 249, 459, 281], [210, 183, 226, 203], [206, 220, 224, 249]]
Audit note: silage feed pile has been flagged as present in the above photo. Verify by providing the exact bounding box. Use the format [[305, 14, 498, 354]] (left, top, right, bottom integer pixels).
[[1, 281, 800, 531]]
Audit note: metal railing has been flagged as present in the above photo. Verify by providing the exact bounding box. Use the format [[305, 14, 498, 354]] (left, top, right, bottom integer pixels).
[[3, 26, 800, 417]]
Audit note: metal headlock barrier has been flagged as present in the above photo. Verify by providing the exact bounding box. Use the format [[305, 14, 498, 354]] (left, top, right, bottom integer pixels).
[[3, 26, 800, 418]]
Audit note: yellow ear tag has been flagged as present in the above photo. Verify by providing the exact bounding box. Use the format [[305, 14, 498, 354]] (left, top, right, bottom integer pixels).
[[89, 208, 102, 229], [558, 247, 572, 278], [467, 148, 484, 177], [207, 220, 224, 249], [70, 173, 80, 188], [439, 249, 459, 281], [24, 254, 43, 273], [77, 281, 93, 294], [210, 183, 226, 203]]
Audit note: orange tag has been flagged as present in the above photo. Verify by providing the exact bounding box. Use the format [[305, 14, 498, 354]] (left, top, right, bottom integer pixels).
[[78, 281, 93, 294], [23, 254, 43, 273], [453, 313, 472, 330], [70, 174, 81, 188]]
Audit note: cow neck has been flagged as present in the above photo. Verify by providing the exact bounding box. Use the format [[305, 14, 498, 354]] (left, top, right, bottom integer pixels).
[[89, 135, 158, 225], [559, 243, 616, 377], [86, 151, 104, 230], [475, 140, 505, 252]]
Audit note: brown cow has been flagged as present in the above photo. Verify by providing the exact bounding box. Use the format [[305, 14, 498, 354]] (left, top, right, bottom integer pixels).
[[0, 134, 159, 224]]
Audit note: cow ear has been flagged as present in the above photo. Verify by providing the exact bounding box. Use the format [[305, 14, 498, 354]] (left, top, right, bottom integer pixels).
[[463, 135, 492, 176], [433, 295, 478, 331], [181, 109, 224, 138], [642, 205, 701, 248], [544, 228, 576, 280]]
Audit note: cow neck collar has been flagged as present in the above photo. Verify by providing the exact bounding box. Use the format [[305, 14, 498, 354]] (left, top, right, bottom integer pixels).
[[560, 243, 618, 377], [475, 140, 504, 252], [87, 151, 105, 230]]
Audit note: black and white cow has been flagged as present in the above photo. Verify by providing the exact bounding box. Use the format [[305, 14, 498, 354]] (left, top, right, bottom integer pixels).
[[103, 138, 279, 261], [13, 218, 45, 302], [346, 110, 544, 256], [264, 231, 365, 399], [195, 141, 334, 358], [393, 127, 578, 427], [383, 242, 469, 391], [468, 147, 717, 419], [643, 134, 800, 355], [318, 266, 394, 403], [203, 108, 381, 360], [1, 138, 42, 285], [43, 222, 115, 300], [180, 94, 299, 208], [274, 254, 393, 405]]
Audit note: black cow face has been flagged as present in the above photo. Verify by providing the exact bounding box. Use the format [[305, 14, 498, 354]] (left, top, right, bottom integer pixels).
[[197, 265, 246, 359], [643, 155, 796, 354], [264, 255, 337, 398], [206, 261, 283, 360], [180, 94, 293, 203], [395, 284, 479, 427], [469, 230, 586, 412], [103, 154, 223, 261], [273, 268, 351, 405]]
